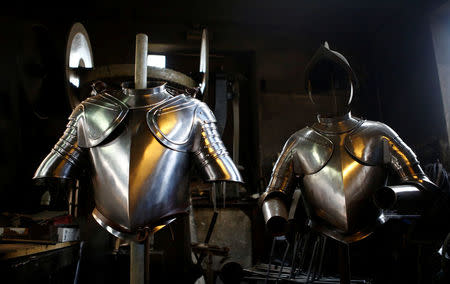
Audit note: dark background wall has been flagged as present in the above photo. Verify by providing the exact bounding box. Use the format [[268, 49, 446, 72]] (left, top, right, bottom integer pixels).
[[0, 0, 449, 211]]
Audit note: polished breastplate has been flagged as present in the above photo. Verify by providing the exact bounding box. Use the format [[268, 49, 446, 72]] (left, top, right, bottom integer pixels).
[[89, 106, 191, 236], [302, 131, 386, 242], [33, 82, 243, 240], [296, 116, 388, 242]]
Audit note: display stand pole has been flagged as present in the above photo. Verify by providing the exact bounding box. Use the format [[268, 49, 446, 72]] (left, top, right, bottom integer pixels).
[[131, 242, 145, 284], [130, 33, 148, 284], [338, 243, 351, 284]]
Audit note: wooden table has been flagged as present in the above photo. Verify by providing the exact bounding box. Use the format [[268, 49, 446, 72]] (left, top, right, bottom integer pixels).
[[0, 241, 79, 260], [0, 241, 80, 283]]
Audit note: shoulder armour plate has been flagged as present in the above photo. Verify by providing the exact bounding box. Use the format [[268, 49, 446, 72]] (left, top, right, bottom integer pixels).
[[77, 92, 129, 148], [147, 95, 206, 152], [344, 120, 395, 166], [293, 127, 334, 175]]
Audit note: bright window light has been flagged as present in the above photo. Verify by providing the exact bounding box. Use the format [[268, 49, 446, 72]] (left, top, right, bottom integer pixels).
[[69, 74, 80, 87], [147, 55, 166, 68]]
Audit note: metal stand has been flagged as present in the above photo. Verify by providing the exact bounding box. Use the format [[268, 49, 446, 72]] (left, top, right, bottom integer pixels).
[[338, 243, 351, 284], [130, 34, 149, 284], [130, 242, 144, 284], [144, 234, 154, 284], [251, 232, 363, 283]]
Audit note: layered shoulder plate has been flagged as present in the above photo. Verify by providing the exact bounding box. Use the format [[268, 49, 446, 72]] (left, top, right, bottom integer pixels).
[[147, 95, 209, 152], [76, 91, 129, 148], [292, 127, 334, 175], [344, 120, 398, 166]]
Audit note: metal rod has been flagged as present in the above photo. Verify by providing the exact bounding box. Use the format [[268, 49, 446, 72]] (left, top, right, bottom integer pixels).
[[68, 186, 73, 215], [306, 237, 320, 283], [289, 232, 300, 279], [144, 233, 153, 284], [338, 243, 351, 284], [276, 241, 290, 283], [131, 33, 148, 284], [73, 241, 85, 284], [317, 236, 327, 279], [134, 34, 148, 89], [265, 237, 277, 284], [297, 232, 311, 276], [222, 181, 226, 208], [74, 180, 79, 217], [130, 242, 145, 284]]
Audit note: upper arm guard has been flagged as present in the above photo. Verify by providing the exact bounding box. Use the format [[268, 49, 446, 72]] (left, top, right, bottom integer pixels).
[[191, 101, 243, 183], [260, 128, 332, 234], [261, 127, 333, 203], [146, 95, 242, 182], [33, 106, 88, 179], [260, 133, 299, 204], [345, 120, 435, 190]]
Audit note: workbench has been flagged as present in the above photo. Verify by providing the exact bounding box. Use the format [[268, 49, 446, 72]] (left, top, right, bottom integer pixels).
[[0, 241, 80, 283]]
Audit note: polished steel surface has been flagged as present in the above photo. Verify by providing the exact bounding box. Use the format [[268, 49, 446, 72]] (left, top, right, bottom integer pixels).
[[373, 184, 426, 214], [34, 82, 242, 238], [313, 112, 363, 134], [302, 124, 386, 241], [262, 198, 288, 235], [262, 112, 434, 243], [34, 107, 87, 179], [146, 95, 202, 152], [76, 92, 129, 148], [199, 28, 209, 96], [262, 45, 434, 243], [66, 22, 94, 108]]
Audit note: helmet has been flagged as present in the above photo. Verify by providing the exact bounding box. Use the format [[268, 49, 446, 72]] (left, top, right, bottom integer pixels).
[[305, 42, 358, 118]]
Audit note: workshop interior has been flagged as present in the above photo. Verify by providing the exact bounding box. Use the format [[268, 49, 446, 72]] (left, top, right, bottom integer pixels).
[[1, 0, 450, 283]]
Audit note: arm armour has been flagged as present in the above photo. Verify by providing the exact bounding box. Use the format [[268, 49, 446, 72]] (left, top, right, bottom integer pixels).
[[260, 134, 299, 234], [193, 102, 243, 183], [372, 123, 438, 211], [384, 127, 436, 191], [33, 106, 87, 180]]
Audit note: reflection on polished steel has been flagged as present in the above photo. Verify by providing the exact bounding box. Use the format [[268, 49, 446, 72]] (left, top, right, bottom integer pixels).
[[261, 43, 435, 243], [66, 23, 94, 108], [198, 28, 209, 97], [34, 81, 242, 240], [373, 184, 426, 214]]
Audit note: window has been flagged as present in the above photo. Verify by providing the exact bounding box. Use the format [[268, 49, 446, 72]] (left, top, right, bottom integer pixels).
[[147, 55, 166, 68]]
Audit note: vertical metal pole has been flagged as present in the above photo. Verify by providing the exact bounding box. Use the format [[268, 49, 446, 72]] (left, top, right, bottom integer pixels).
[[144, 233, 154, 284], [289, 232, 300, 279], [68, 185, 73, 215], [317, 236, 327, 279], [135, 34, 148, 89], [305, 237, 320, 283], [265, 237, 276, 284], [131, 242, 145, 284], [222, 182, 226, 208], [338, 243, 351, 284], [276, 241, 290, 283], [74, 180, 79, 217], [232, 81, 240, 198], [131, 33, 148, 284]]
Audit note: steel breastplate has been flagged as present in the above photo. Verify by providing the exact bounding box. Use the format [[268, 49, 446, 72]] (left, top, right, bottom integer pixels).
[[300, 126, 387, 243], [89, 107, 191, 239], [76, 87, 203, 240]]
